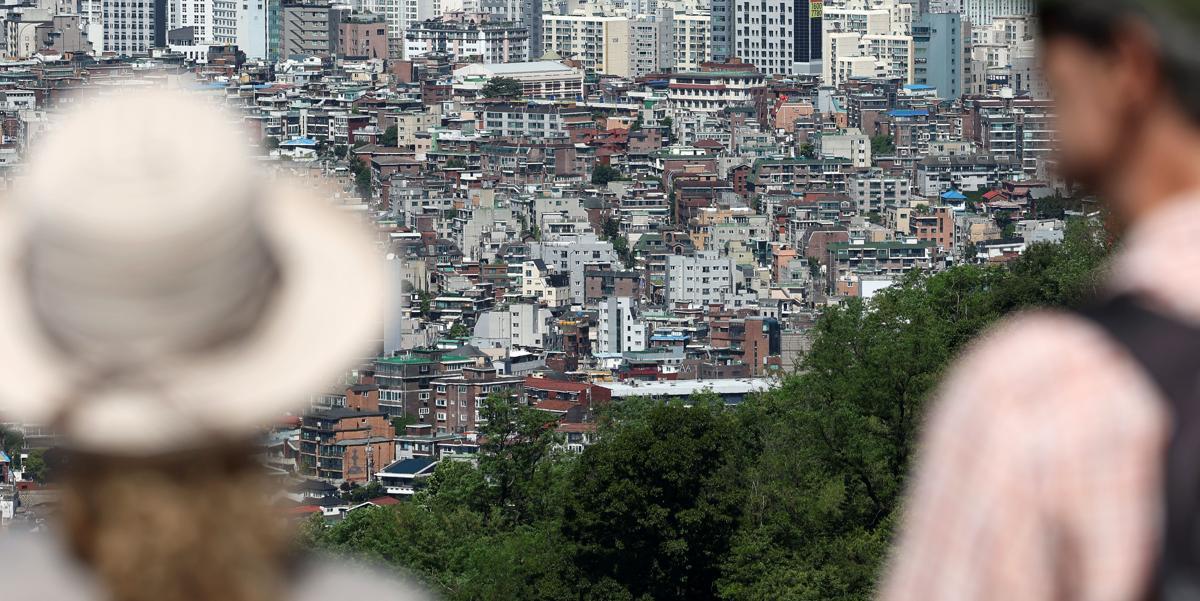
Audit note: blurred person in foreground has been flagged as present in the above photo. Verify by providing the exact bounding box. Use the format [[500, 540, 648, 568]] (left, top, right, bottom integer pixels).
[[0, 89, 429, 601], [882, 1, 1200, 601]]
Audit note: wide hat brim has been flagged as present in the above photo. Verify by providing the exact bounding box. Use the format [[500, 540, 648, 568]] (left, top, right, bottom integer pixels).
[[0, 180, 384, 454]]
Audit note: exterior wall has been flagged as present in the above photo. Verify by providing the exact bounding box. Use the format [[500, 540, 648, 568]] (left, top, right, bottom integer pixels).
[[281, 2, 331, 56], [542, 14, 632, 77], [913, 12, 962, 100], [672, 11, 709, 69], [237, 0, 270, 59], [342, 440, 395, 484], [337, 16, 388, 58], [404, 16, 529, 63], [431, 374, 524, 433], [732, 0, 793, 76], [597, 296, 647, 355], [665, 251, 736, 307]]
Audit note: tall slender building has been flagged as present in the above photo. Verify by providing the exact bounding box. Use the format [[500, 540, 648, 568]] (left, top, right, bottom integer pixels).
[[793, 0, 823, 75], [913, 11, 962, 99]]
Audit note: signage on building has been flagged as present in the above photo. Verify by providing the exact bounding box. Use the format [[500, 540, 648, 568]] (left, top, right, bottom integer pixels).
[[810, 0, 823, 18]]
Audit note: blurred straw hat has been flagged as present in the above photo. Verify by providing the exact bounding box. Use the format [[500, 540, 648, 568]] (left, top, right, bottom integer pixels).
[[0, 88, 383, 453]]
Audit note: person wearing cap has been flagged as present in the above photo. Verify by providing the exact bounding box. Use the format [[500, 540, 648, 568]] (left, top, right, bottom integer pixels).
[[880, 2, 1200, 601], [0, 90, 429, 601]]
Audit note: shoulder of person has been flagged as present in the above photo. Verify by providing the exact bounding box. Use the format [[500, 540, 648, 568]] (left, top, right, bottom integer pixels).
[[292, 557, 435, 601], [0, 531, 98, 601], [955, 307, 1124, 380]]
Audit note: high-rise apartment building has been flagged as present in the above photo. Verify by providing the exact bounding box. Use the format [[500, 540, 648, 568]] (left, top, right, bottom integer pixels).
[[672, 9, 710, 69], [81, 0, 164, 55], [962, 0, 1033, 27], [281, 0, 332, 56], [711, 0, 821, 76], [597, 297, 647, 355], [481, 0, 541, 58], [913, 11, 962, 99]]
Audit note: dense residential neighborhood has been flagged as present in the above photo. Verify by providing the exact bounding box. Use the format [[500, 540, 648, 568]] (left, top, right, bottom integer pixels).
[[0, 0, 1103, 599]]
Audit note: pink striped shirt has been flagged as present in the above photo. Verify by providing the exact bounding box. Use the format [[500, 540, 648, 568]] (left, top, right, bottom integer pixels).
[[881, 199, 1200, 601]]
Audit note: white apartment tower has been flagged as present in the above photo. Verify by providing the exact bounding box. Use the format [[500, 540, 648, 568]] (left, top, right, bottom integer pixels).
[[731, 0, 794, 77], [597, 297, 647, 355], [962, 0, 1034, 27], [672, 9, 710, 69], [235, 0, 269, 58], [81, 0, 159, 55], [665, 251, 737, 307]]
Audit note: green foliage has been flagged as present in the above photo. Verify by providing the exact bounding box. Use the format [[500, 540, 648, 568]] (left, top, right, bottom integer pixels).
[[348, 157, 373, 199], [480, 77, 524, 99], [343, 481, 385, 503], [1, 426, 22, 468], [381, 125, 399, 147], [799, 142, 817, 159], [564, 397, 744, 600], [1032, 194, 1089, 219], [263, 136, 280, 151], [23, 449, 46, 483], [476, 394, 562, 525], [601, 216, 621, 240], [392, 415, 415, 435], [448, 323, 470, 338], [303, 219, 1111, 601], [417, 291, 433, 318], [870, 135, 895, 156], [592, 164, 621, 186]]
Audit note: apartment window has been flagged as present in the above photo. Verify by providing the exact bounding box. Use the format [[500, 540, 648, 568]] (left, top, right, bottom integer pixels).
[[436, 412, 447, 421], [419, 407, 430, 416]]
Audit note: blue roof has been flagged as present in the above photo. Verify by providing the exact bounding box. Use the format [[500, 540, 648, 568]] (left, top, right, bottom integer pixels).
[[887, 109, 930, 118], [281, 136, 318, 147], [904, 84, 935, 91], [941, 190, 967, 200], [380, 457, 436, 475], [651, 334, 688, 341]]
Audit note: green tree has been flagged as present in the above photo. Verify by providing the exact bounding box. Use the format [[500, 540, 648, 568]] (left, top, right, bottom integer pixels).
[[601, 216, 621, 240], [263, 136, 280, 151], [477, 394, 561, 525], [870, 135, 895, 156], [343, 481, 385, 503], [448, 323, 470, 338], [23, 449, 46, 483], [480, 77, 524, 99], [592, 164, 620, 186], [800, 142, 817, 159], [381, 125, 399, 147], [392, 415, 415, 435], [563, 395, 744, 601]]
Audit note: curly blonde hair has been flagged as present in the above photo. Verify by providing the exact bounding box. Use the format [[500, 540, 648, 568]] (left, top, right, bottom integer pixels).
[[57, 445, 292, 601]]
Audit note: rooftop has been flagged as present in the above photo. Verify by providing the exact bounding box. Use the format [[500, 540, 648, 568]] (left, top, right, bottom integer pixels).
[[597, 378, 775, 399]]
